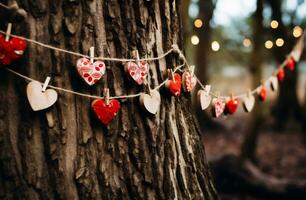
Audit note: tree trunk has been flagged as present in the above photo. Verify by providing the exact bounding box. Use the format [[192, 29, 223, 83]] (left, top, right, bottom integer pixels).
[[193, 0, 217, 130], [0, 0, 218, 199], [267, 0, 303, 130], [240, 0, 264, 161]]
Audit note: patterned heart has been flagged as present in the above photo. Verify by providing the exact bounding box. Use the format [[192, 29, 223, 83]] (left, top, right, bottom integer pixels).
[[125, 61, 149, 85], [212, 98, 226, 118], [226, 98, 239, 115], [76, 58, 106, 86], [0, 34, 27, 65], [165, 73, 181, 96], [91, 99, 120, 125], [182, 71, 197, 92], [197, 85, 211, 110]]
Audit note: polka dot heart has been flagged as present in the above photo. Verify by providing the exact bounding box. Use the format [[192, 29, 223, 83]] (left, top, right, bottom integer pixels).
[[125, 61, 149, 85], [76, 58, 106, 86]]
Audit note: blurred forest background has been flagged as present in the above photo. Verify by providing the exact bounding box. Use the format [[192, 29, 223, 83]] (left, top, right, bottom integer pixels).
[[182, 0, 306, 199]]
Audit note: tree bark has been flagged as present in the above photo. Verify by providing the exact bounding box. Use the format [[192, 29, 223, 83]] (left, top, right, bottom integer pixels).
[[0, 0, 218, 199]]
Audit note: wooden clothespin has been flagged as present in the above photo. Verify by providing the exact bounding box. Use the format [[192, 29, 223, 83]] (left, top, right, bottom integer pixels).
[[5, 23, 12, 42], [41, 76, 51, 92], [247, 89, 252, 97], [90, 46, 95, 64], [144, 80, 152, 96], [104, 88, 110, 106], [189, 65, 195, 76], [134, 50, 140, 66], [167, 69, 174, 82]]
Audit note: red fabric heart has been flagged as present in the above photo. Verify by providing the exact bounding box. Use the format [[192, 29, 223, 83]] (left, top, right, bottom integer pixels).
[[166, 73, 181, 96], [226, 98, 239, 114], [91, 99, 120, 125], [0, 34, 27, 65], [258, 86, 267, 101], [277, 68, 285, 82], [286, 57, 295, 71]]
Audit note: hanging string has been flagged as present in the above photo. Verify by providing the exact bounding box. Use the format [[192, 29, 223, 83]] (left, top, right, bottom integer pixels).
[[0, 3, 10, 9], [0, 30, 175, 62]]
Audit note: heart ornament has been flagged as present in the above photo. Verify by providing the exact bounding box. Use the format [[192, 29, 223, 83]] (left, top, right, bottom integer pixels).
[[182, 70, 197, 92], [26, 81, 58, 111], [165, 70, 181, 96], [226, 96, 239, 115], [211, 97, 226, 118], [258, 85, 267, 101], [286, 57, 296, 71], [76, 57, 106, 86], [125, 50, 149, 85], [139, 90, 161, 114], [92, 99, 120, 125], [243, 92, 255, 113], [269, 76, 278, 91], [197, 85, 212, 110], [0, 34, 27, 65], [277, 68, 285, 82]]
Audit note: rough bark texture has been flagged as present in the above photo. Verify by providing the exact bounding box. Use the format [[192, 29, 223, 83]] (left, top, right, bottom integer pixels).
[[0, 0, 218, 199]]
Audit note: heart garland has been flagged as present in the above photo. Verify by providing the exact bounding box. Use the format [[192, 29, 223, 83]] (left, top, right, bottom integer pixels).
[[0, 34, 27, 65], [26, 81, 58, 111], [76, 57, 106, 86]]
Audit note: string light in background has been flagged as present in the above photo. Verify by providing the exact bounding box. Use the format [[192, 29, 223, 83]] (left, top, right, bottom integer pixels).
[[194, 19, 203, 28], [211, 41, 220, 52], [270, 20, 279, 29], [293, 26, 303, 38], [191, 35, 200, 45], [275, 38, 284, 47], [243, 38, 252, 47], [265, 40, 273, 49]]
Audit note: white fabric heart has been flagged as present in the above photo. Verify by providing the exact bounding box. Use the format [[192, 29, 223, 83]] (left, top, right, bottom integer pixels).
[[139, 90, 161, 114], [27, 81, 58, 111], [243, 94, 255, 113]]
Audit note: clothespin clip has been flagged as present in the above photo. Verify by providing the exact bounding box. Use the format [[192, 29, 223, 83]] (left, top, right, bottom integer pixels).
[[247, 89, 252, 97], [189, 65, 195, 76], [89, 46, 95, 64], [167, 69, 175, 82], [144, 80, 152, 96], [134, 50, 140, 67], [104, 88, 110, 106], [215, 91, 220, 99], [41, 76, 51, 92], [5, 23, 12, 42]]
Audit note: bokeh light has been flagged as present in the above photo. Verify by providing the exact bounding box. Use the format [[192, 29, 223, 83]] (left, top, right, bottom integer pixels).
[[265, 40, 273, 49], [293, 26, 303, 38], [275, 38, 284, 47], [270, 20, 279, 29], [191, 35, 200, 45], [243, 38, 252, 47], [211, 41, 220, 51], [194, 19, 203, 28]]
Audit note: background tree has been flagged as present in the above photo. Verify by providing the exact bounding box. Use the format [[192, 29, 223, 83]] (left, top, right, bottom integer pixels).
[[0, 0, 218, 199]]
